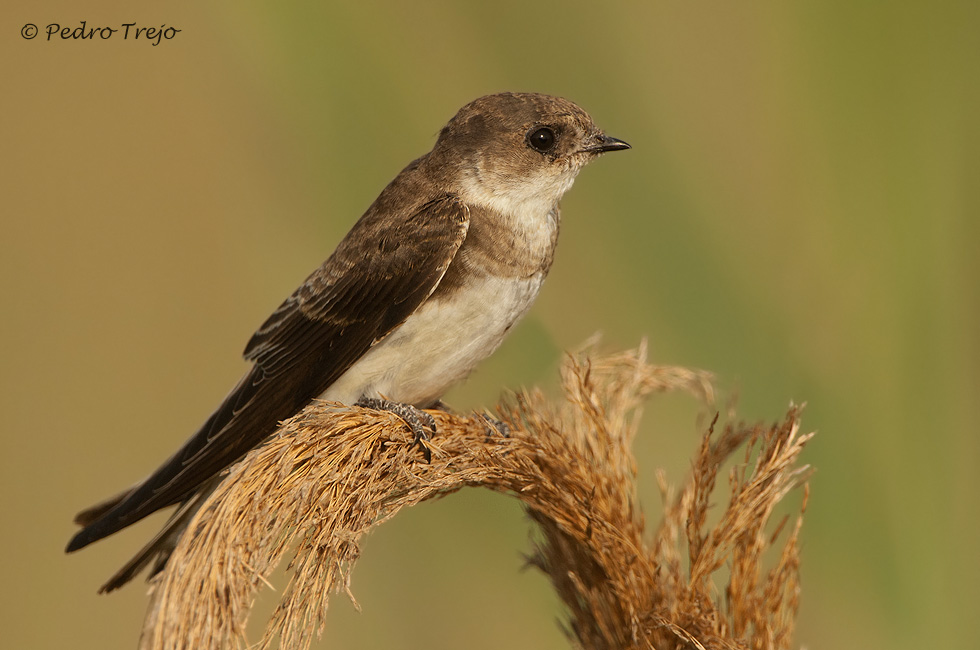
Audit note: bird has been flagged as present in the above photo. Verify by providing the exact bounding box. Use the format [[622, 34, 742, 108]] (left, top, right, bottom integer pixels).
[[66, 91, 630, 592]]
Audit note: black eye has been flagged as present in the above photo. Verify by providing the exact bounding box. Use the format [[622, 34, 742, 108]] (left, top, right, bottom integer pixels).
[[527, 126, 557, 153]]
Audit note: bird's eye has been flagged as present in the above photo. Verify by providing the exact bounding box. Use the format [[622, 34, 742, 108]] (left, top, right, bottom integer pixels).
[[527, 126, 557, 153]]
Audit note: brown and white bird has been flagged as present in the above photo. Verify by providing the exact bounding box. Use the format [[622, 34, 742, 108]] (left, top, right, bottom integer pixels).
[[66, 92, 630, 592]]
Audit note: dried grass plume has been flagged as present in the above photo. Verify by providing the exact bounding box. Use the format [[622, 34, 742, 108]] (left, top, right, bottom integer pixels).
[[139, 342, 812, 650]]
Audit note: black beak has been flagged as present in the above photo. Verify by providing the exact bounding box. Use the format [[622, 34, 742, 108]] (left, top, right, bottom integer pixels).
[[581, 134, 631, 154]]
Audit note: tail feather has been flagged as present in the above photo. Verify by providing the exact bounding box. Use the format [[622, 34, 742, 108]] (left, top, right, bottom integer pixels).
[[66, 365, 304, 554], [79, 477, 222, 593], [72, 485, 136, 527], [97, 506, 187, 593]]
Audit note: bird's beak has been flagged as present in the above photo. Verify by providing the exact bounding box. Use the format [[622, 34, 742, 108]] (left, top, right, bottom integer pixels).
[[581, 134, 631, 154]]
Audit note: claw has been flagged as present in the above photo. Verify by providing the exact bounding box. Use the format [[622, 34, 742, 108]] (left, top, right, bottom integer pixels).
[[355, 397, 435, 462]]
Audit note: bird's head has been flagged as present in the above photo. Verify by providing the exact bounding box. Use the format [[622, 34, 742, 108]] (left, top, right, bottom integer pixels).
[[432, 92, 630, 218]]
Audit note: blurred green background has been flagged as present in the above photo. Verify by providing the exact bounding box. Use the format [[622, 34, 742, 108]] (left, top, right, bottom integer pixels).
[[3, 0, 977, 648]]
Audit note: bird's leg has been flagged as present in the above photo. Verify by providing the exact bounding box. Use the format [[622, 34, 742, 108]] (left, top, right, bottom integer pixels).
[[355, 397, 436, 462]]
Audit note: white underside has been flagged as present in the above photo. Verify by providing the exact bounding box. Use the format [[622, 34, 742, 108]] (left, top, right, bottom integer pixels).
[[319, 272, 546, 406], [320, 161, 573, 408]]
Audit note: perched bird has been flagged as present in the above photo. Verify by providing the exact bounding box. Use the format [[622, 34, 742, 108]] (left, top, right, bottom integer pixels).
[[67, 92, 630, 592]]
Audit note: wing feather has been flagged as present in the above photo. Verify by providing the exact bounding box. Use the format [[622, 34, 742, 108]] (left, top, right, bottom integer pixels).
[[67, 194, 469, 552]]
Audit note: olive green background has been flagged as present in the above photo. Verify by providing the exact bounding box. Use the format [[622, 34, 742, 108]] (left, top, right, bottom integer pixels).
[[3, 1, 977, 648]]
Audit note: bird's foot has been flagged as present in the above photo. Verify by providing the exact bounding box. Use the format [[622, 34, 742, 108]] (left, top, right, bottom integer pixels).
[[479, 412, 510, 439], [355, 397, 436, 462]]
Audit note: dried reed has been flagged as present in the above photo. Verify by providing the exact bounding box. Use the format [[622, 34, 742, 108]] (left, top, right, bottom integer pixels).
[[138, 343, 811, 650]]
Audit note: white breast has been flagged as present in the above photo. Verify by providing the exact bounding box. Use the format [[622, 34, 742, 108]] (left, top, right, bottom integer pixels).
[[319, 272, 546, 407]]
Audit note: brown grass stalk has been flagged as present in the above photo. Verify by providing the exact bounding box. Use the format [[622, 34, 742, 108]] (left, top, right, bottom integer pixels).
[[138, 343, 812, 650]]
